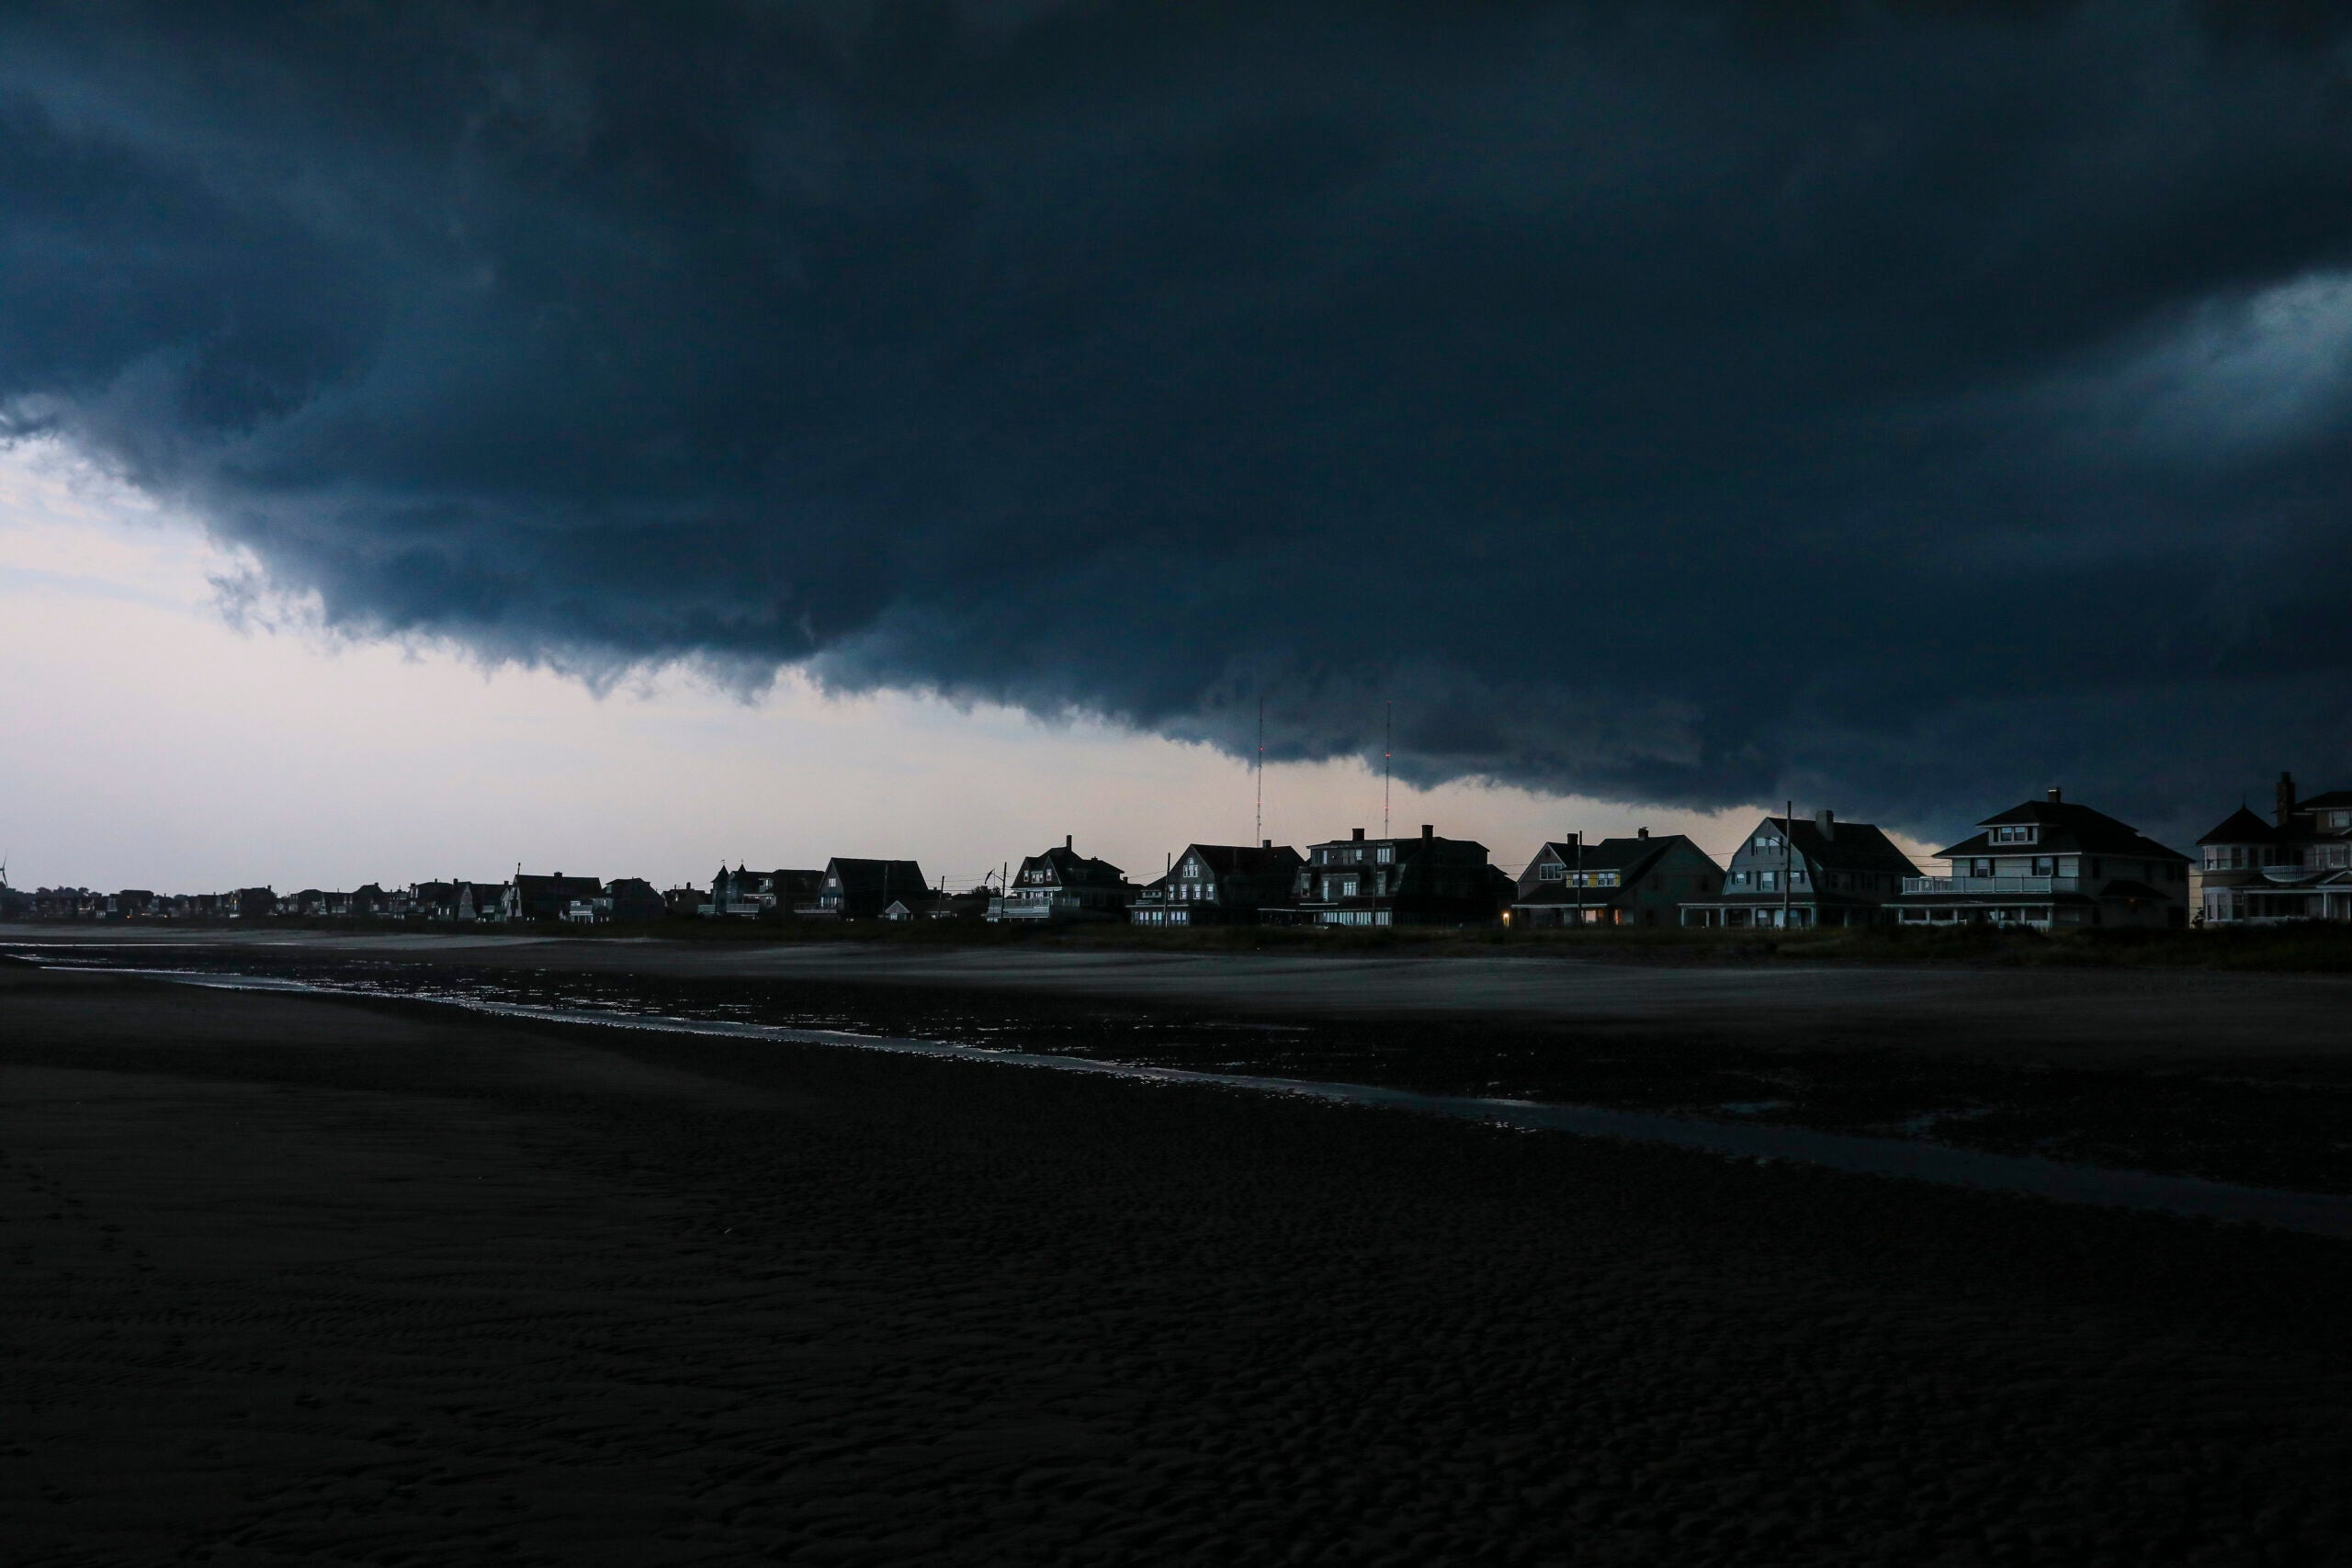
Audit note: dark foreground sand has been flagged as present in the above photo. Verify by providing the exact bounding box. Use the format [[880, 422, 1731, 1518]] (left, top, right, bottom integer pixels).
[[6, 965, 2352, 1565]]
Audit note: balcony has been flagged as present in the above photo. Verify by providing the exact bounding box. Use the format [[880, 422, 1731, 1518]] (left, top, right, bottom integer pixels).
[[1903, 876, 2079, 897]]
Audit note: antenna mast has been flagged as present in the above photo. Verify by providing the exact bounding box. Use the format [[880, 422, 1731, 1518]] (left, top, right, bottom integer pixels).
[[1255, 694, 1264, 846]]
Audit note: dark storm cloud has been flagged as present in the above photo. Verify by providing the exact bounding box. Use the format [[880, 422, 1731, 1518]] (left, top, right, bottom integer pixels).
[[5, 0, 2350, 840]]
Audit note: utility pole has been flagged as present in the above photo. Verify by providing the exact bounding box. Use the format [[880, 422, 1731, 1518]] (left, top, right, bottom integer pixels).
[[1384, 701, 1392, 840], [1782, 800, 1793, 931], [1256, 694, 1264, 847], [1575, 831, 1584, 929]]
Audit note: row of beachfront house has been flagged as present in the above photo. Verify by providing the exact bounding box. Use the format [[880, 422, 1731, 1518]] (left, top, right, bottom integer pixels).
[[1027, 794, 2186, 932], [10, 774, 2346, 932], [1001, 776, 2347, 932], [8, 875, 668, 926], [701, 858, 977, 922]]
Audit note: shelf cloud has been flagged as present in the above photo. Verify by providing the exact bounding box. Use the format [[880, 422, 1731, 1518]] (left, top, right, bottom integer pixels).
[[4, 1, 2349, 837]]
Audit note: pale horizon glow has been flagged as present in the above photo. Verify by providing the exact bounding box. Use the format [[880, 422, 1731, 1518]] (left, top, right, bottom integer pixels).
[[1, 439, 1928, 896]]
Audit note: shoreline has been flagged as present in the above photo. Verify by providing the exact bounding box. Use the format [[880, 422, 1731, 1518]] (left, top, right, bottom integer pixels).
[[17, 929, 2352, 1198], [12, 923, 2352, 1055], [54, 957, 2352, 1242], [6, 964, 2352, 1562], [9, 913, 2352, 974]]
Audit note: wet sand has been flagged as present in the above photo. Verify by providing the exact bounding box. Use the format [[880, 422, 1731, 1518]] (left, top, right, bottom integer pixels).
[[6, 964, 2352, 1564], [20, 926, 2352, 1195], [15, 924, 2352, 1064]]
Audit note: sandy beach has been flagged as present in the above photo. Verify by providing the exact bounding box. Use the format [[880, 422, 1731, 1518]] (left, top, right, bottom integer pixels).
[[17, 924, 2352, 1062], [17, 926, 2352, 1194], [6, 959, 2352, 1564]]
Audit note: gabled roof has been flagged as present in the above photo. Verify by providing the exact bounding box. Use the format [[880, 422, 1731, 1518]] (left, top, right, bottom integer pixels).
[[1174, 843, 1304, 876], [824, 858, 928, 898], [1017, 844, 1125, 885], [2296, 789, 2352, 811], [515, 873, 603, 897], [1525, 835, 1686, 878], [2197, 806, 2279, 846], [1305, 831, 1489, 857], [1937, 799, 2188, 863], [1764, 818, 1920, 877]]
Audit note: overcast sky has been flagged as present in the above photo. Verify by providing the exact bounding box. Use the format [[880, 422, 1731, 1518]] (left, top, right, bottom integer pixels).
[[6, 1, 2349, 889], [1, 437, 1784, 891]]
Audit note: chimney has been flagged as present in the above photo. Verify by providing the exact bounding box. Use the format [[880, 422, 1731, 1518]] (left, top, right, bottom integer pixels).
[[1421, 823, 1434, 840], [2046, 787, 2062, 806], [1353, 828, 1365, 841], [1563, 831, 1579, 849], [1261, 839, 1272, 850], [1814, 809, 1834, 840], [1637, 826, 1650, 840], [1065, 834, 1072, 851], [2278, 771, 2297, 827]]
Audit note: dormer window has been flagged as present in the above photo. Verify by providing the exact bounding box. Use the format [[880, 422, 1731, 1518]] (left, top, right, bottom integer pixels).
[[1989, 825, 2038, 845]]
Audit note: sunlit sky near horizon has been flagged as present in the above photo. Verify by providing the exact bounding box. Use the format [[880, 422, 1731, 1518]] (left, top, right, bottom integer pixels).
[[2, 438, 1879, 896]]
